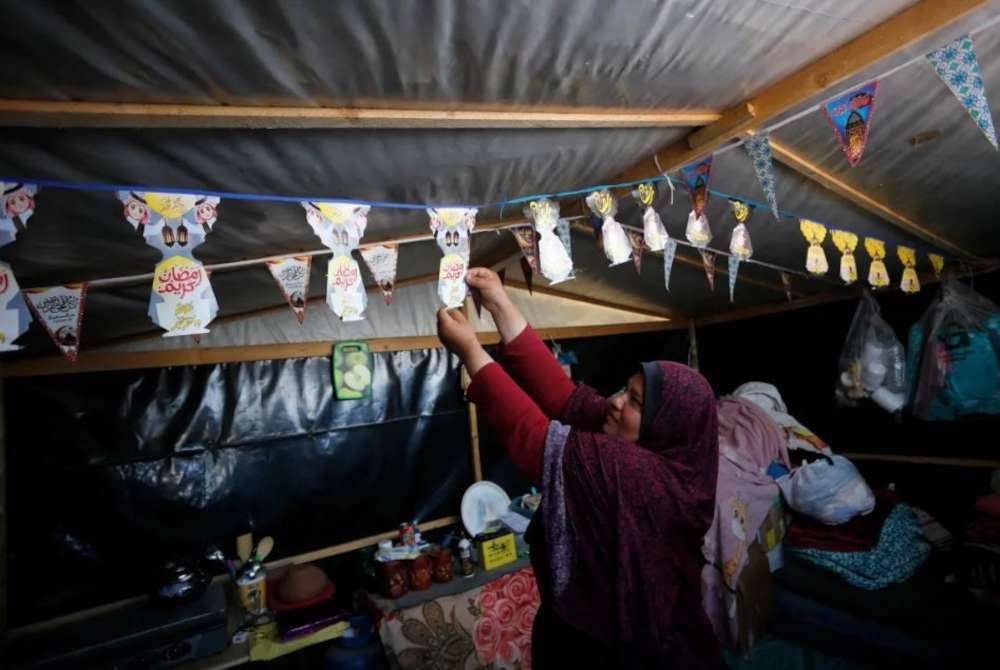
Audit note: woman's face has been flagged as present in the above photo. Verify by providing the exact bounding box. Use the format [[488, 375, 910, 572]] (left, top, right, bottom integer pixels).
[[603, 372, 644, 442]]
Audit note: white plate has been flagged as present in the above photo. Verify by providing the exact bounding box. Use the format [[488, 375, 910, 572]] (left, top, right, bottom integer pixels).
[[460, 481, 512, 537]]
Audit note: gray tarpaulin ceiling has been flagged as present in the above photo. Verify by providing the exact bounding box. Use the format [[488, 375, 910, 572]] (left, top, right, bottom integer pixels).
[[0, 0, 998, 353]]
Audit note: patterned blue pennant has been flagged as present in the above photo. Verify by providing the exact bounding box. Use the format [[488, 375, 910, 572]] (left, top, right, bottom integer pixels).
[[927, 35, 998, 150]]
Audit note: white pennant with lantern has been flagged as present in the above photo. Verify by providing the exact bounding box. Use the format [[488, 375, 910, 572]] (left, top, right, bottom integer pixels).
[[831, 230, 859, 284], [525, 199, 573, 284], [898, 246, 920, 294], [585, 190, 631, 266], [800, 219, 829, 276], [428, 207, 477, 308], [118, 191, 220, 336], [728, 200, 754, 302], [0, 182, 37, 350], [633, 183, 668, 251], [303, 202, 370, 321], [865, 237, 890, 288]]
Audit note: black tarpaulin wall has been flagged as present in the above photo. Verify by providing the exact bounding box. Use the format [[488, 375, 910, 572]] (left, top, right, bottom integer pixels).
[[5, 348, 471, 626]]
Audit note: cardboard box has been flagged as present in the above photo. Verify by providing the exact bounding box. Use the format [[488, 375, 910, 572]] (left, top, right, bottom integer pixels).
[[475, 529, 517, 571]]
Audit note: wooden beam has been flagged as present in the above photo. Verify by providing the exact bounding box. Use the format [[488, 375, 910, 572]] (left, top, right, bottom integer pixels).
[[612, 0, 990, 182], [768, 138, 976, 259], [694, 286, 862, 328], [1, 321, 683, 378], [503, 278, 677, 320], [0, 99, 721, 129]]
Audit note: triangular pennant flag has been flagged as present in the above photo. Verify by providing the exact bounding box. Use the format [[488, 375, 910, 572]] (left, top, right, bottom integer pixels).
[[728, 200, 754, 261], [780, 272, 794, 301], [700, 250, 717, 292], [929, 253, 945, 278], [663, 238, 678, 292], [728, 255, 740, 303], [511, 225, 540, 273], [681, 157, 713, 216], [0, 183, 38, 248], [120, 191, 221, 336], [24, 284, 86, 361], [864, 237, 890, 288], [685, 210, 712, 248], [428, 207, 476, 308], [305, 202, 370, 321], [633, 183, 669, 251], [585, 190, 631, 266], [830, 230, 859, 284], [360, 243, 399, 305], [743, 134, 780, 219], [525, 199, 573, 284], [800, 219, 829, 275], [520, 256, 534, 295], [898, 246, 920, 294], [627, 230, 644, 274], [0, 266, 31, 350], [192, 333, 201, 344], [267, 256, 312, 323], [588, 214, 604, 254], [927, 35, 998, 149], [821, 82, 878, 166]]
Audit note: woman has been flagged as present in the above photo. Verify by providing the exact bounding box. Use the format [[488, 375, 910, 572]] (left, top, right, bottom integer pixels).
[[437, 268, 724, 668]]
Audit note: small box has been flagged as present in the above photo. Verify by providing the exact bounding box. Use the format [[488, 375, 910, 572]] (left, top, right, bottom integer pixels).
[[475, 527, 517, 571]]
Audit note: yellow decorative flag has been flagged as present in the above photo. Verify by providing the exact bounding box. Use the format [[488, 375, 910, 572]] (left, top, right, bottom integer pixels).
[[929, 253, 945, 279], [830, 230, 859, 284], [864, 237, 889, 288], [800, 219, 829, 275], [898, 246, 920, 294]]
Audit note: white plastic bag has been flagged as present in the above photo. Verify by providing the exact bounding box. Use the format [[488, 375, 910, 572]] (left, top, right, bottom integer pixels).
[[776, 455, 875, 525], [836, 291, 906, 413]]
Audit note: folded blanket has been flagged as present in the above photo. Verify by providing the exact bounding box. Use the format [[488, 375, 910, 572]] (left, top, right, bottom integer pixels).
[[787, 491, 898, 553], [789, 504, 931, 590]]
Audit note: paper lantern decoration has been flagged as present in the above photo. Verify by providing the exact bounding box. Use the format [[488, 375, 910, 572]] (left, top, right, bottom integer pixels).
[[685, 210, 712, 248], [800, 220, 829, 275], [428, 207, 477, 308], [119, 191, 221, 336], [525, 199, 573, 284], [585, 190, 631, 266], [633, 183, 668, 251], [304, 202, 370, 321], [929, 253, 945, 279], [864, 237, 890, 288], [831, 230, 859, 284], [898, 246, 920, 294], [728, 200, 753, 261]]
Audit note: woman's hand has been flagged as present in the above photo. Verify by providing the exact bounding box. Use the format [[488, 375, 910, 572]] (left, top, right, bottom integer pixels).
[[437, 308, 494, 375], [466, 267, 527, 344], [466, 268, 510, 313]]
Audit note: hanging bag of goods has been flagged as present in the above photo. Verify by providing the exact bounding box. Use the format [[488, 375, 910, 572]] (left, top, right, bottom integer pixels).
[[906, 278, 1000, 421], [835, 291, 907, 414]]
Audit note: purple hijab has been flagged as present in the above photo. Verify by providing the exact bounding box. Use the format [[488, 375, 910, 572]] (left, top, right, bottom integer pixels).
[[533, 362, 722, 663]]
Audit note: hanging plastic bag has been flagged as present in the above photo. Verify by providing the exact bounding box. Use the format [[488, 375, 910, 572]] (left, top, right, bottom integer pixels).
[[776, 455, 875, 525], [835, 291, 906, 413], [907, 278, 1000, 420]]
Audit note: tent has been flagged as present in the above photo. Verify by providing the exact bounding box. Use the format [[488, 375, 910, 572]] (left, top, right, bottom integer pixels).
[[1, 0, 999, 664]]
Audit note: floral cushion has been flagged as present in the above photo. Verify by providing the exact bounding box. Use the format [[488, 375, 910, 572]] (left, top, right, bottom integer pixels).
[[379, 568, 540, 669]]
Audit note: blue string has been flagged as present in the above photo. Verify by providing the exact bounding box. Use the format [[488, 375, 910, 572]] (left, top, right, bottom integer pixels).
[[0, 172, 946, 255], [0, 174, 669, 212]]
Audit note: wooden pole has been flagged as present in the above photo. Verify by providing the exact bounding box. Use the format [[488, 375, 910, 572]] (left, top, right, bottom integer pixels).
[[461, 298, 484, 482]]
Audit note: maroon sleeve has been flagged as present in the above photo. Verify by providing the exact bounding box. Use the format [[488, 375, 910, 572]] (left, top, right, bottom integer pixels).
[[499, 325, 576, 418], [467, 362, 548, 484]]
